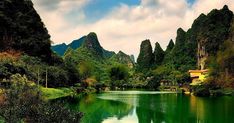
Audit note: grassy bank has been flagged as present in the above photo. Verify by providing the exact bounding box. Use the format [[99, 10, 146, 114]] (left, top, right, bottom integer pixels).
[[40, 87, 74, 100]]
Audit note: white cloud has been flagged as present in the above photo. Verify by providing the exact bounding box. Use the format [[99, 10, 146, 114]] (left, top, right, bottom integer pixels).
[[33, 0, 234, 58], [33, 0, 89, 42]]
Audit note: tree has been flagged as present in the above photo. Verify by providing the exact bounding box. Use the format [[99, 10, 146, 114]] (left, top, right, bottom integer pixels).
[[78, 61, 94, 80], [64, 56, 80, 86], [0, 74, 83, 122], [147, 76, 161, 90], [109, 65, 129, 87]]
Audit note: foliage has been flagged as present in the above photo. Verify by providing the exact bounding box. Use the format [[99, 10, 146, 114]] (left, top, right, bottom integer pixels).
[[42, 66, 70, 87], [137, 40, 154, 70], [206, 36, 234, 88], [109, 51, 134, 68], [165, 39, 174, 53], [146, 76, 161, 90], [164, 28, 197, 72], [77, 61, 94, 80], [108, 65, 129, 87], [63, 55, 81, 86], [195, 5, 233, 55], [0, 52, 81, 88], [0, 0, 52, 61], [62, 32, 135, 86], [192, 85, 210, 97], [41, 87, 73, 100], [152, 65, 190, 85], [153, 42, 165, 66], [0, 52, 27, 80], [0, 74, 83, 123], [82, 32, 104, 56], [216, 40, 234, 74]]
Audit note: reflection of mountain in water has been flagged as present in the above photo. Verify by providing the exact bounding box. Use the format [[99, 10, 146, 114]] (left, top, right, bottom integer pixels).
[[97, 91, 176, 107], [68, 94, 134, 123], [64, 92, 234, 123], [136, 94, 202, 123]]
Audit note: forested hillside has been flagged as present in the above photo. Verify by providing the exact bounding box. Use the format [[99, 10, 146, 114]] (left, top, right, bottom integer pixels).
[[136, 5, 234, 89], [0, 0, 52, 61]]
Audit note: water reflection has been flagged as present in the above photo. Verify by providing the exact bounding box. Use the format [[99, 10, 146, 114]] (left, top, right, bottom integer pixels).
[[65, 91, 234, 123], [68, 94, 134, 123]]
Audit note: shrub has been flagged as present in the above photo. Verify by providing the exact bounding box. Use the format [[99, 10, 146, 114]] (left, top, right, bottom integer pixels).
[[0, 74, 83, 123]]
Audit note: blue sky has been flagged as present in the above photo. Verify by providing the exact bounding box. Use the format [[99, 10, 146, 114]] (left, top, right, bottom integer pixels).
[[67, 0, 195, 23], [84, 0, 141, 22], [33, 0, 234, 57]]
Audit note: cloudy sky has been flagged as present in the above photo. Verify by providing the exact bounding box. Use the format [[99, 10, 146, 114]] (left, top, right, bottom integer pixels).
[[32, 0, 234, 57]]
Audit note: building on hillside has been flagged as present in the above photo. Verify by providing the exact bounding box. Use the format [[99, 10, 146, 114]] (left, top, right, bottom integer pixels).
[[188, 69, 209, 85]]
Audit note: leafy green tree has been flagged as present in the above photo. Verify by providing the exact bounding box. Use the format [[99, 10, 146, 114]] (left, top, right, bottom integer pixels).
[[109, 65, 129, 87], [64, 56, 80, 86], [0, 74, 83, 123], [41, 66, 69, 87], [146, 76, 161, 90], [77, 61, 94, 80]]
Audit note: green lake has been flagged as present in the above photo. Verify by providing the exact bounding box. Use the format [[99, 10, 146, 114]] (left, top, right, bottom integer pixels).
[[66, 91, 234, 123]]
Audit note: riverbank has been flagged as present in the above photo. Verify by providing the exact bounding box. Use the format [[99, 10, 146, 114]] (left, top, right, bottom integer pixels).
[[182, 87, 234, 97], [41, 87, 74, 100], [0, 87, 75, 101], [41, 86, 98, 101]]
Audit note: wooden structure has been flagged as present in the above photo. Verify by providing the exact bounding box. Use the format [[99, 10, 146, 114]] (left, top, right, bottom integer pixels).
[[188, 69, 209, 85]]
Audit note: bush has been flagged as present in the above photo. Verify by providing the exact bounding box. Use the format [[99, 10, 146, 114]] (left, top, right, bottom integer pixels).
[[193, 85, 210, 97], [108, 65, 129, 87], [0, 74, 83, 123], [146, 76, 161, 90]]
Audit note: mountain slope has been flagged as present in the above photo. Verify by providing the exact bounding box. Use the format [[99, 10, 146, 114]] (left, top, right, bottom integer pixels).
[[51, 36, 86, 56], [51, 35, 115, 58], [63, 32, 112, 82], [137, 39, 154, 70], [110, 51, 135, 68], [0, 0, 52, 60], [63, 32, 136, 83], [153, 42, 165, 66], [163, 5, 233, 72]]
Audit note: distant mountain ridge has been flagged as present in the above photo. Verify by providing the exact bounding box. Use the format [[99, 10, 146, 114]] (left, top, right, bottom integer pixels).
[[51, 36, 86, 56], [51, 34, 115, 58]]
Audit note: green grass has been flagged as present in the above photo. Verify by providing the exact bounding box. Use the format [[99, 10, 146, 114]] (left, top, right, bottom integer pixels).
[[40, 87, 74, 100]]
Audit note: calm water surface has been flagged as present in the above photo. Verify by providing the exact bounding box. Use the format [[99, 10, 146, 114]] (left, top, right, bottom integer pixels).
[[66, 91, 234, 123]]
